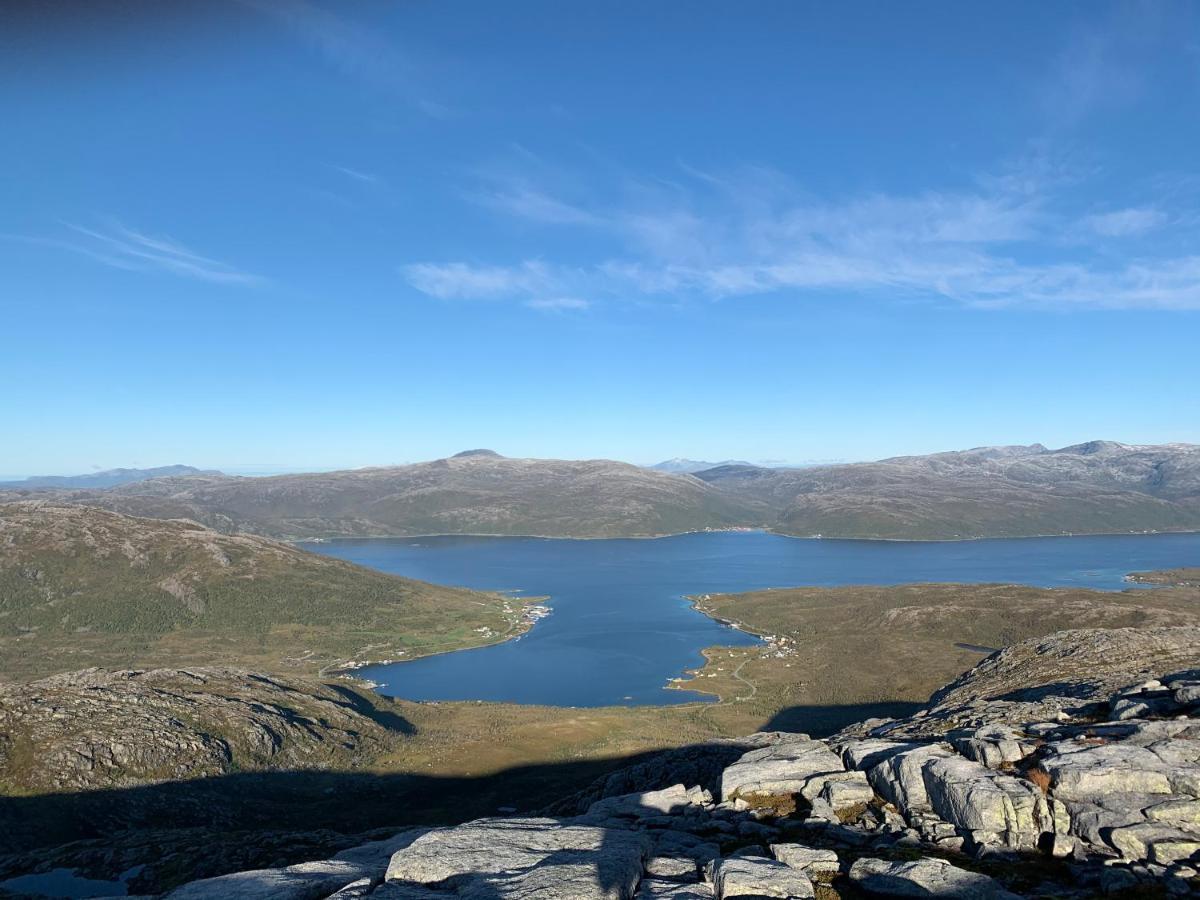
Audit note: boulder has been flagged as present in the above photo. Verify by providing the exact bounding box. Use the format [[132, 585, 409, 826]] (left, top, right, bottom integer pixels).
[[951, 725, 1036, 769], [1065, 792, 1170, 847], [719, 739, 844, 802], [1108, 822, 1200, 864], [384, 817, 648, 899], [164, 859, 371, 900], [819, 773, 875, 815], [644, 855, 701, 881], [707, 856, 815, 898], [361, 884, 446, 899], [635, 881, 714, 899], [455, 854, 645, 899], [1039, 743, 1174, 801], [322, 878, 381, 899], [838, 739, 919, 772], [585, 784, 712, 821], [920, 755, 1059, 849], [866, 744, 955, 811], [1145, 798, 1200, 831], [332, 829, 433, 870], [848, 856, 1020, 898], [768, 844, 839, 876]]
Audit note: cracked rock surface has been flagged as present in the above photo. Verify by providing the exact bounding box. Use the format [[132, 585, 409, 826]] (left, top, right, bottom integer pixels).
[[148, 627, 1200, 898]]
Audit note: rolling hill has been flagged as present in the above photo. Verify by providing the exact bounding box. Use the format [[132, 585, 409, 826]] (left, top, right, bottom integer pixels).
[[0, 465, 218, 490], [695, 440, 1200, 539], [16, 452, 758, 539], [0, 502, 523, 679], [3, 442, 1198, 541]]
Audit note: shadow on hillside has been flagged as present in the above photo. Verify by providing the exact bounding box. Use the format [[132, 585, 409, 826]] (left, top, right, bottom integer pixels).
[[0, 699, 918, 894], [761, 700, 923, 735], [326, 683, 417, 735]]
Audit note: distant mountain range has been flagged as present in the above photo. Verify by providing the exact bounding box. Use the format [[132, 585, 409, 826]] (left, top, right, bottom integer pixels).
[[693, 440, 1200, 539], [3, 441, 1198, 541], [649, 458, 755, 474], [0, 464, 218, 490], [5, 451, 751, 540]]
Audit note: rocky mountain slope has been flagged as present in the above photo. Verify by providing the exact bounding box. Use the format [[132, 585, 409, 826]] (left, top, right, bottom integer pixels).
[[5, 442, 1197, 541], [41, 625, 1197, 898], [0, 502, 521, 679], [697, 440, 1200, 539], [11, 452, 756, 540], [0, 667, 396, 794]]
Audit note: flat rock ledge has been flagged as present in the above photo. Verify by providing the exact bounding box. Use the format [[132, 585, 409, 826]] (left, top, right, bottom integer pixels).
[[153, 628, 1200, 897]]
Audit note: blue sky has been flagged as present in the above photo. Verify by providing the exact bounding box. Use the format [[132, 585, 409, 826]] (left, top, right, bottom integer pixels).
[[2, 1, 1199, 477]]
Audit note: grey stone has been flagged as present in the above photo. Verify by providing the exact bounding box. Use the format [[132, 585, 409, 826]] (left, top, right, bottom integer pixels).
[[920, 754, 1058, 849], [839, 739, 919, 772], [819, 774, 875, 814], [1147, 738, 1200, 768], [321, 878, 379, 900], [768, 844, 839, 876], [848, 856, 1020, 898], [332, 828, 432, 870], [165, 859, 371, 900], [708, 856, 815, 898], [645, 855, 701, 881], [1108, 822, 1200, 863], [1146, 798, 1200, 831], [385, 817, 648, 898], [797, 770, 865, 803], [636, 881, 714, 899], [951, 724, 1035, 770], [367, 884, 448, 900], [585, 784, 712, 821], [1040, 743, 1174, 801], [719, 738, 844, 802], [867, 744, 955, 811], [455, 855, 644, 900]]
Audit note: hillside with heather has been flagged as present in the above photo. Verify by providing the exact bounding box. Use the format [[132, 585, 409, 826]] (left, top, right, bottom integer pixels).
[[0, 502, 523, 679]]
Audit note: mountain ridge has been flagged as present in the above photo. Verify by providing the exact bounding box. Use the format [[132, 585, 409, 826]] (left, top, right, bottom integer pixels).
[[0, 464, 219, 491], [3, 442, 1198, 541]]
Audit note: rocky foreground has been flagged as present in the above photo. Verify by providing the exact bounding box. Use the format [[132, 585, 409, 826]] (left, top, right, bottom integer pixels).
[[139, 626, 1200, 898]]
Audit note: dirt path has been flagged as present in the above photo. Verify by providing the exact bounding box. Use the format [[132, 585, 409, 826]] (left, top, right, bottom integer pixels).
[[728, 656, 757, 702]]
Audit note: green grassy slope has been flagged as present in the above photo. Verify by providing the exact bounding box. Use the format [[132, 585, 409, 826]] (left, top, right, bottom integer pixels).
[[0, 502, 526, 680]]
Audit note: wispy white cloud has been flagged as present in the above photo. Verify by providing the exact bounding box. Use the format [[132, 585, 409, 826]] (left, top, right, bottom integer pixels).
[[331, 165, 379, 184], [37, 221, 264, 285], [402, 157, 1200, 312], [402, 260, 559, 300], [525, 296, 589, 312], [475, 183, 602, 227], [1081, 206, 1167, 237]]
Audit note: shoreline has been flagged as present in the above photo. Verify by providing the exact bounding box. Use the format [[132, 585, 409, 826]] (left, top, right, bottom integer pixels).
[[322, 593, 553, 681], [294, 526, 1200, 547]]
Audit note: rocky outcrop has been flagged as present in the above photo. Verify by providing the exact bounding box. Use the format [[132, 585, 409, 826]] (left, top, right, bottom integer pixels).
[[0, 667, 392, 791], [848, 857, 1019, 898], [42, 627, 1200, 897]]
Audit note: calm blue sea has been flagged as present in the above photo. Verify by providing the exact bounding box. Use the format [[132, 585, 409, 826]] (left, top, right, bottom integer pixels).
[[303, 530, 1200, 707]]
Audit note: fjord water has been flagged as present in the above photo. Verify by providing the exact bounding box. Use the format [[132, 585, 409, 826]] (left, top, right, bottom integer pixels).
[[305, 530, 1200, 707]]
